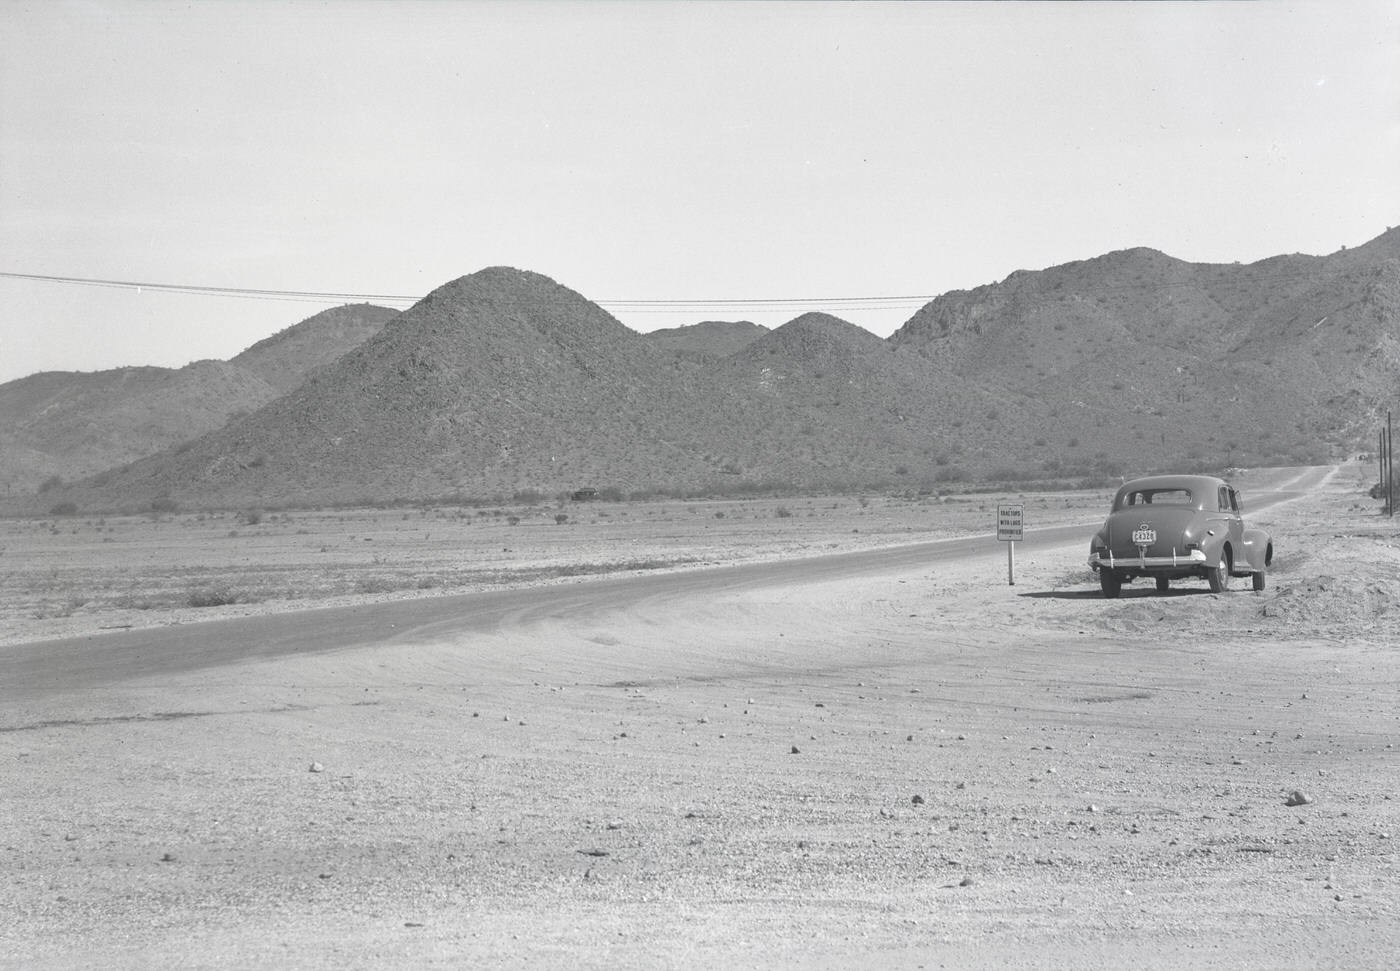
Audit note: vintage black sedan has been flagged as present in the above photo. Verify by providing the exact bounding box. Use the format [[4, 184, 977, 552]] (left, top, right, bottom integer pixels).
[[1088, 474, 1273, 598]]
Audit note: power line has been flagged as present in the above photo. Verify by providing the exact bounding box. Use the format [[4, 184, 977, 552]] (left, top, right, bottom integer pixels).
[[0, 270, 419, 306], [597, 295, 938, 307], [0, 264, 1322, 316], [0, 269, 935, 314]]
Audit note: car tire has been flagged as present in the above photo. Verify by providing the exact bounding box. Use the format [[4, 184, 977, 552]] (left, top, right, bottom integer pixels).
[[1208, 548, 1231, 593], [1252, 570, 1266, 592], [1100, 570, 1122, 598], [1155, 576, 1170, 593]]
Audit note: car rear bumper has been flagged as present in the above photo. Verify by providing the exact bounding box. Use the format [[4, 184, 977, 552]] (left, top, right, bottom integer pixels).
[[1089, 549, 1209, 572]]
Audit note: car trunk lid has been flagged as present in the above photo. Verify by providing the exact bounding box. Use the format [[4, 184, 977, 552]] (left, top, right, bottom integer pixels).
[[1104, 506, 1198, 558]]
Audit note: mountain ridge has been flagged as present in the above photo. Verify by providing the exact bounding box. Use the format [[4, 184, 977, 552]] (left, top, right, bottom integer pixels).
[[12, 225, 1399, 512], [0, 303, 398, 494]]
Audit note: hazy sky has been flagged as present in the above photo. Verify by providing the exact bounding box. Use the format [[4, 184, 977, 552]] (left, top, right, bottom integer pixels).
[[2, 0, 1397, 383]]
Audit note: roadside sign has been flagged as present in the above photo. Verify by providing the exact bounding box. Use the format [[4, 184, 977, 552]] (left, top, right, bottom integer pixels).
[[997, 504, 1023, 542], [997, 504, 1023, 586]]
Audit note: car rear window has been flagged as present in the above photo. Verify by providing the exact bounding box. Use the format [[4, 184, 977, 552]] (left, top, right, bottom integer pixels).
[[1117, 488, 1192, 510]]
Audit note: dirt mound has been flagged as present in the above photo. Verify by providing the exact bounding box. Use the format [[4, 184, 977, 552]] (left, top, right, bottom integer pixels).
[[1083, 571, 1399, 642], [1259, 573, 1399, 630]]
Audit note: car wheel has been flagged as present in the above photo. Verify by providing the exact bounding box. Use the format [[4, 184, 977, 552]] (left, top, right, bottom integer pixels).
[[1208, 548, 1231, 593], [1155, 576, 1170, 593], [1252, 570, 1266, 592], [1100, 570, 1122, 598]]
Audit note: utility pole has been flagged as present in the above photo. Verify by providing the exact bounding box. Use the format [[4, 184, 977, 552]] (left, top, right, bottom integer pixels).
[[1383, 421, 1394, 517], [1389, 410, 1394, 518]]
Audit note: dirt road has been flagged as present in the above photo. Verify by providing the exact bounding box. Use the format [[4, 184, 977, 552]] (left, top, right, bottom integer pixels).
[[2, 463, 1396, 969], [0, 465, 1329, 696]]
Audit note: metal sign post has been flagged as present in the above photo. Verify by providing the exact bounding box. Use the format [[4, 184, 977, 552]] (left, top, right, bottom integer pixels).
[[997, 504, 1024, 585]]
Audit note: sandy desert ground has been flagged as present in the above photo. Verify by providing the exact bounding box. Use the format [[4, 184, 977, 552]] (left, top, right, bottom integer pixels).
[[1, 463, 1397, 969], [0, 489, 1100, 648]]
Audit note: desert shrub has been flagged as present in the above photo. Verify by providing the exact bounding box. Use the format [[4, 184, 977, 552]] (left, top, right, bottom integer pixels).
[[38, 475, 63, 494], [775, 507, 792, 518], [238, 509, 263, 526], [507, 515, 520, 526], [49, 501, 78, 516], [187, 585, 241, 608], [150, 496, 180, 514], [554, 513, 568, 525], [988, 466, 1035, 482]]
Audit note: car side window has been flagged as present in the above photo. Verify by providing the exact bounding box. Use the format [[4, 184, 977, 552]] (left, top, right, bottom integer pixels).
[[1230, 489, 1242, 513], [1217, 486, 1230, 511]]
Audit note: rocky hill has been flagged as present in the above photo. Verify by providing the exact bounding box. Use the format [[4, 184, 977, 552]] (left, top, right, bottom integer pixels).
[[14, 226, 1400, 512], [890, 227, 1400, 476], [708, 312, 1000, 484], [0, 304, 396, 495], [54, 269, 742, 507], [643, 320, 768, 360], [231, 303, 398, 392], [0, 362, 277, 498]]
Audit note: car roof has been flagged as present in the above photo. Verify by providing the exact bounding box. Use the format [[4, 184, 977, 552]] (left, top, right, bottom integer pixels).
[[1116, 474, 1229, 496]]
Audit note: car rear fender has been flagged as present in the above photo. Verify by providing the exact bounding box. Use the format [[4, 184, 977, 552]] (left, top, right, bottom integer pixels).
[[1239, 527, 1273, 572]]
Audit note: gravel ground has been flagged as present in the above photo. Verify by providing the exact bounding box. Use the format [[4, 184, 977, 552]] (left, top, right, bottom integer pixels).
[[1, 464, 1396, 969]]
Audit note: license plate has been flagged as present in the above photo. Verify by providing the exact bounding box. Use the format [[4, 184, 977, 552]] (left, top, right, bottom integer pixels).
[[1132, 527, 1157, 546]]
